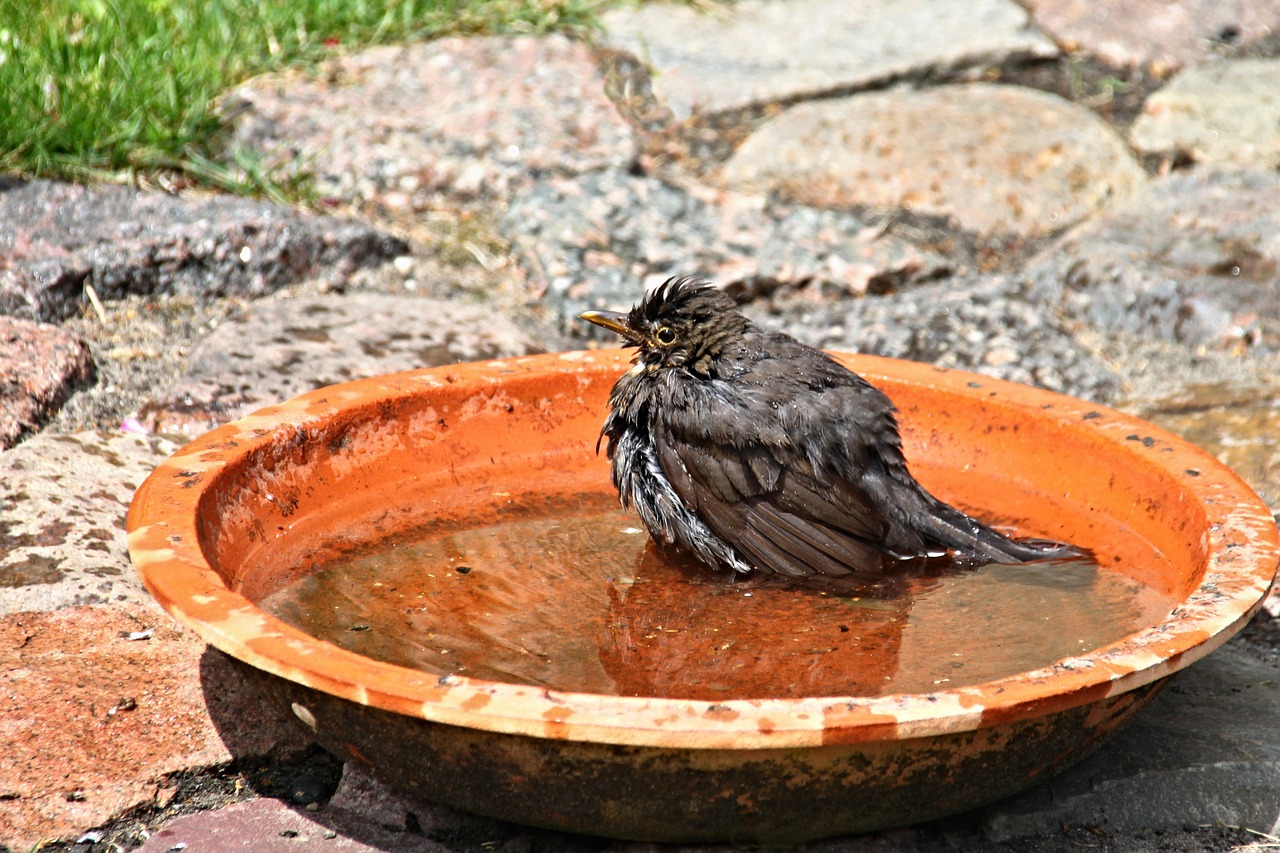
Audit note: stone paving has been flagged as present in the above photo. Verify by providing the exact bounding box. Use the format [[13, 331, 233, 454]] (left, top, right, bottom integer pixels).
[[598, 0, 1059, 119], [719, 83, 1148, 236], [0, 179, 407, 323], [0, 318, 93, 448], [3, 1, 1280, 851], [223, 35, 638, 209]]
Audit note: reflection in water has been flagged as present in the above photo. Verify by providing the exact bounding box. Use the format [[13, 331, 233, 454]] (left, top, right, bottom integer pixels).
[[599, 549, 915, 698], [257, 492, 1174, 700]]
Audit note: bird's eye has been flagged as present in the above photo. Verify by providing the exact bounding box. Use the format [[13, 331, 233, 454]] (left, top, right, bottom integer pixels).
[[655, 326, 676, 345]]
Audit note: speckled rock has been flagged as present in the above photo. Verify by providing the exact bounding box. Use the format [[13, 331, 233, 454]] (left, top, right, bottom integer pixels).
[[501, 168, 951, 334], [746, 274, 1122, 403], [136, 796, 447, 853], [1024, 0, 1280, 70], [223, 36, 638, 208], [600, 0, 1057, 119], [720, 84, 1147, 236], [1025, 168, 1280, 349], [0, 179, 407, 322], [0, 605, 308, 852], [1130, 59, 1280, 168], [0, 431, 180, 615], [323, 763, 502, 841], [139, 292, 541, 436], [0, 317, 95, 448]]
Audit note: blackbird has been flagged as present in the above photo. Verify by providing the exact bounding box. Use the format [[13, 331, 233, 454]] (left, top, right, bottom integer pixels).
[[580, 276, 1079, 578]]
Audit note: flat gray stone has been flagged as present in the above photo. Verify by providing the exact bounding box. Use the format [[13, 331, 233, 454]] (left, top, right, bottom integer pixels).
[[137, 796, 450, 853], [0, 179, 407, 323], [983, 640, 1280, 839], [501, 168, 952, 334], [0, 431, 180, 615], [139, 292, 541, 436], [1025, 0, 1280, 70], [1025, 168, 1280, 348], [600, 0, 1057, 119], [324, 763, 505, 840], [0, 317, 94, 449], [1130, 59, 1280, 168], [224, 36, 637, 208], [720, 84, 1147, 236]]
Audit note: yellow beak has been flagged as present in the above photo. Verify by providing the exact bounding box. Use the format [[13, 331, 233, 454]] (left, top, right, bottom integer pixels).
[[579, 310, 638, 342]]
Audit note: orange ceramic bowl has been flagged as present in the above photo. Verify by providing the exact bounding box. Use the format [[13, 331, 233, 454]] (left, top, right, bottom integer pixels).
[[127, 351, 1278, 843]]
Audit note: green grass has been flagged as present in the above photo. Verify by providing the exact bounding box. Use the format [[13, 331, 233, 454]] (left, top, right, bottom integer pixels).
[[0, 0, 603, 199]]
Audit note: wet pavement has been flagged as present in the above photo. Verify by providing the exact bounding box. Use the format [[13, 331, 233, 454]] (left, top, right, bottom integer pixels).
[[2, 1, 1280, 850]]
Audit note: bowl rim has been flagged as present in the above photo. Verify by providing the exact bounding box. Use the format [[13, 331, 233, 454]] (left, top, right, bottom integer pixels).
[[127, 350, 1280, 749]]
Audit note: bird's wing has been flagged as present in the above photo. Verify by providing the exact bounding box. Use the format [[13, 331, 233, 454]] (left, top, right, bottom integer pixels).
[[654, 425, 891, 577]]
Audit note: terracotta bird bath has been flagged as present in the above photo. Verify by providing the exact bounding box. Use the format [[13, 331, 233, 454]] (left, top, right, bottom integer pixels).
[[127, 351, 1279, 843]]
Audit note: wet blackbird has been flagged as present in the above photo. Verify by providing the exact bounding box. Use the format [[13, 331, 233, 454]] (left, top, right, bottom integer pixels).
[[581, 277, 1079, 578]]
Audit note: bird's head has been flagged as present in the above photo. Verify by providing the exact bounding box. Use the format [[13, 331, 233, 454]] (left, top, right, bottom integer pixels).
[[580, 277, 749, 372]]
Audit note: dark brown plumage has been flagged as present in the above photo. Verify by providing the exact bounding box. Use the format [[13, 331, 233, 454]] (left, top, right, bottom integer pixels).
[[581, 276, 1079, 578]]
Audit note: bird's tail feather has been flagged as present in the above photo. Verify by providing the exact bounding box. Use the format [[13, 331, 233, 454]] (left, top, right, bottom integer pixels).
[[910, 494, 1081, 564]]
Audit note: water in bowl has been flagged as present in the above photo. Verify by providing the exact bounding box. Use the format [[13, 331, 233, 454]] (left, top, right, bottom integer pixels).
[[255, 487, 1175, 700]]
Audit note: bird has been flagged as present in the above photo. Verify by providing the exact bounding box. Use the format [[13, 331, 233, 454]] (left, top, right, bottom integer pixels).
[[580, 276, 1081, 579]]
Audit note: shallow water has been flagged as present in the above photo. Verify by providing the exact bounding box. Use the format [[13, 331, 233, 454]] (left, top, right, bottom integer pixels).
[[256, 490, 1175, 700]]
